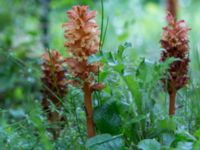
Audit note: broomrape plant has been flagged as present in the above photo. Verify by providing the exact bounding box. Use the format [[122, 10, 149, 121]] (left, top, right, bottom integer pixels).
[[160, 13, 190, 116], [63, 6, 104, 137], [41, 50, 68, 139]]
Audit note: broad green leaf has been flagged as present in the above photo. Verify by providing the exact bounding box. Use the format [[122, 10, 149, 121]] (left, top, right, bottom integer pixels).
[[138, 139, 161, 150], [161, 133, 175, 147], [172, 130, 196, 146], [175, 142, 193, 150], [86, 134, 124, 150], [148, 118, 176, 139], [176, 131, 196, 141], [94, 100, 122, 134]]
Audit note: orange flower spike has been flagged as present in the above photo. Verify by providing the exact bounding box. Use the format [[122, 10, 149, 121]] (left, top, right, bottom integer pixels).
[[64, 6, 99, 59], [63, 6, 104, 137]]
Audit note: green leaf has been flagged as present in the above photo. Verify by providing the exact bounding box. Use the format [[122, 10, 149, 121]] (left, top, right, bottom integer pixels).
[[175, 142, 193, 150], [116, 43, 132, 61], [161, 133, 175, 147], [99, 71, 109, 81], [122, 75, 142, 113], [117, 45, 125, 59], [94, 100, 122, 134], [85, 134, 124, 150], [113, 63, 124, 74], [169, 130, 196, 148], [174, 130, 196, 143], [125, 115, 146, 126], [148, 118, 176, 140], [156, 118, 176, 132], [138, 139, 161, 150], [194, 129, 200, 139]]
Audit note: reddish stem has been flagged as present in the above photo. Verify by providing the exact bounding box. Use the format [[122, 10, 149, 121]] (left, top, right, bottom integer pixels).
[[167, 0, 178, 20], [83, 81, 95, 137], [169, 90, 176, 115]]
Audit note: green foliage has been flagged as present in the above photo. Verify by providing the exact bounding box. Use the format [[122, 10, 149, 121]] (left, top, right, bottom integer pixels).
[[94, 100, 122, 135], [85, 134, 124, 150], [1, 0, 200, 149], [138, 139, 161, 150]]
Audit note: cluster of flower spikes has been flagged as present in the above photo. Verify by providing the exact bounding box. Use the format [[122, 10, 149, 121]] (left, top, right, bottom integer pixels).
[[41, 50, 68, 123], [160, 13, 190, 93], [63, 5, 104, 90]]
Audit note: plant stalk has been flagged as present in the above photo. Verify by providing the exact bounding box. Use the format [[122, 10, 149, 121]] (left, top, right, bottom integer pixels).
[[83, 81, 95, 137], [167, 0, 178, 20], [169, 90, 176, 115]]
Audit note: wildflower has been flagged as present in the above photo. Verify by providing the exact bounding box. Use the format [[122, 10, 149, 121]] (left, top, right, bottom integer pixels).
[[63, 6, 104, 137], [41, 50, 68, 138], [160, 13, 190, 115]]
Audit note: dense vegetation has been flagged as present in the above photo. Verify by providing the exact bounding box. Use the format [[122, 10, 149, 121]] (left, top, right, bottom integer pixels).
[[1, 0, 200, 149]]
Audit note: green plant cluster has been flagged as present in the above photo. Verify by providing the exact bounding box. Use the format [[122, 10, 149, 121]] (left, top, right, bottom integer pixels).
[[1, 0, 200, 150]]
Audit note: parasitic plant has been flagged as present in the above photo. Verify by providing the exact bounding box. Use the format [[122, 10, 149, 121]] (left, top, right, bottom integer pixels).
[[63, 6, 104, 137], [167, 0, 178, 20], [160, 13, 190, 115], [41, 50, 68, 139]]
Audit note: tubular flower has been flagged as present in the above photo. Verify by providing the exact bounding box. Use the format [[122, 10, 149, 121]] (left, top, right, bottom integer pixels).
[[160, 13, 190, 115], [41, 50, 68, 138], [63, 6, 104, 137]]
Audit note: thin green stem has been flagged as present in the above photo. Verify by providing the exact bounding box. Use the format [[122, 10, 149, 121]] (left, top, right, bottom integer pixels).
[[102, 17, 109, 49], [99, 0, 104, 52]]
